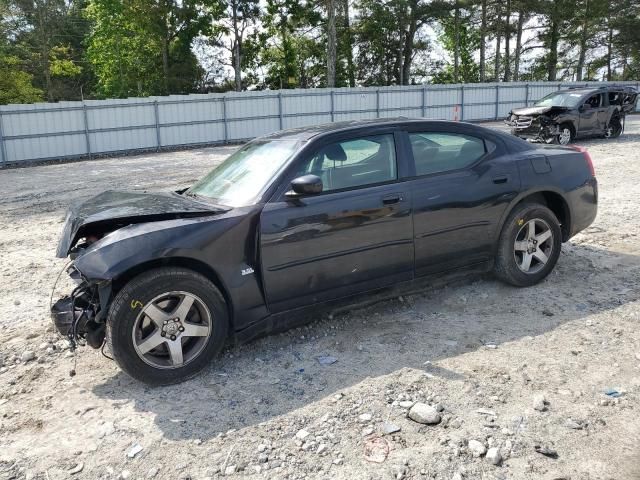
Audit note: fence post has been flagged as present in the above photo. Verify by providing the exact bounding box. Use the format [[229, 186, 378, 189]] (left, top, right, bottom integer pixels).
[[82, 102, 91, 158], [460, 85, 465, 121], [0, 112, 6, 164], [278, 92, 283, 130], [422, 85, 427, 117], [330, 90, 335, 122], [153, 100, 161, 151], [376, 89, 380, 118], [495, 85, 499, 120], [525, 83, 529, 106], [222, 95, 228, 143]]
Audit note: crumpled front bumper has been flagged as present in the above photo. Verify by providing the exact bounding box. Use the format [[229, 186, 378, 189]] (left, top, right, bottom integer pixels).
[[505, 116, 559, 143], [50, 265, 109, 349]]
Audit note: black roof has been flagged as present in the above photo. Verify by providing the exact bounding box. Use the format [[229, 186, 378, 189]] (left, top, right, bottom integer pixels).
[[256, 117, 532, 153], [258, 117, 416, 141], [559, 85, 637, 95], [258, 117, 502, 142]]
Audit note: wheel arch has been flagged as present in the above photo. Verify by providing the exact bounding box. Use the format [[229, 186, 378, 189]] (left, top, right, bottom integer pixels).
[[110, 257, 234, 331], [497, 189, 572, 243]]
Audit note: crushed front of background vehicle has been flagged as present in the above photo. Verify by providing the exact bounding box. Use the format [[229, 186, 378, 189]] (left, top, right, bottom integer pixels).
[[505, 112, 560, 143], [51, 265, 111, 350]]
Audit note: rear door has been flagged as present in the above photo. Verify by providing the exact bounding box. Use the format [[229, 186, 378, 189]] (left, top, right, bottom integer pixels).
[[259, 131, 414, 313], [404, 125, 520, 276]]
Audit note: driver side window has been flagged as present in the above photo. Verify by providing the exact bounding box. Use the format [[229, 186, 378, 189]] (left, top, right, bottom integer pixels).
[[298, 134, 397, 192], [584, 93, 603, 108]]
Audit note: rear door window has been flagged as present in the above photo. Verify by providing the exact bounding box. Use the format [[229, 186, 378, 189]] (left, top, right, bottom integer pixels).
[[409, 132, 488, 176]]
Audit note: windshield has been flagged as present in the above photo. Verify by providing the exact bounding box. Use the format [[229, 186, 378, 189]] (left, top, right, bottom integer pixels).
[[187, 139, 300, 207], [534, 92, 584, 108]]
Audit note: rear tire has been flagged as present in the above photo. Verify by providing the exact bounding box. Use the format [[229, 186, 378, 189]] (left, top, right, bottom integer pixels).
[[605, 116, 623, 139], [494, 203, 562, 287], [106, 267, 228, 385]]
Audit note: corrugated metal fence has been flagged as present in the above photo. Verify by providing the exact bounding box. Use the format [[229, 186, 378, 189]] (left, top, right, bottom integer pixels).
[[0, 80, 638, 165]]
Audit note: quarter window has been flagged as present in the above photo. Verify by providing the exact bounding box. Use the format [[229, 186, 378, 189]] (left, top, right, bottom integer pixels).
[[298, 134, 397, 192], [409, 132, 489, 176]]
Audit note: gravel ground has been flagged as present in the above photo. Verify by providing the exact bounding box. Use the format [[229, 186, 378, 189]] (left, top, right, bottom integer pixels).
[[0, 119, 639, 480]]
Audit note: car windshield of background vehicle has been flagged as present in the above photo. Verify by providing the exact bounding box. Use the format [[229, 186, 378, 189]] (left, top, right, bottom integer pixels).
[[534, 92, 583, 108], [187, 139, 300, 207]]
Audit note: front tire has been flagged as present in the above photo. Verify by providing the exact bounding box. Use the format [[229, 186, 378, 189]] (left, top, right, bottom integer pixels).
[[106, 267, 228, 385], [494, 203, 562, 287], [556, 123, 574, 145]]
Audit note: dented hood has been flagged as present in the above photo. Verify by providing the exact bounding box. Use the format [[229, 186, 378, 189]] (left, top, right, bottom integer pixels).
[[56, 190, 223, 257], [510, 105, 569, 117]]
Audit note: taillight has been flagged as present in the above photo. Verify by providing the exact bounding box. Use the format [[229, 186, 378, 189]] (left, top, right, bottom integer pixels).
[[571, 145, 595, 177]]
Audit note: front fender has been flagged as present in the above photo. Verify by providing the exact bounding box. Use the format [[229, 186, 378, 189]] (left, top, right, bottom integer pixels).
[[73, 217, 231, 281], [72, 206, 271, 332], [550, 113, 577, 132]]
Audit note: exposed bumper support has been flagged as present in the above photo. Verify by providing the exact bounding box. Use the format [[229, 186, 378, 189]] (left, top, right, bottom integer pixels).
[[50, 271, 109, 349]]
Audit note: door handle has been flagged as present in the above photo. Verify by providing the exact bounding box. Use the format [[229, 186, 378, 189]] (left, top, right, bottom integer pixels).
[[382, 194, 403, 205], [493, 175, 509, 184]]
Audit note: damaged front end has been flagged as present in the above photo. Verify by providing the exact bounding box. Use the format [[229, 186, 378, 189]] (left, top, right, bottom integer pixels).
[[504, 113, 560, 144], [51, 265, 111, 350], [50, 190, 225, 350]]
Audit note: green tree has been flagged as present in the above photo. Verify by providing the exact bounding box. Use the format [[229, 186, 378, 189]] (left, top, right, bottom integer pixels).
[[0, 55, 43, 104], [6, 0, 89, 101], [260, 0, 320, 89], [86, 0, 210, 98]]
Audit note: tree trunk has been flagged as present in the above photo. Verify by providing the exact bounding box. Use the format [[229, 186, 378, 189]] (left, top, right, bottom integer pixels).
[[480, 0, 487, 82], [402, 1, 418, 85], [453, 2, 460, 83], [36, 3, 52, 101], [513, 9, 524, 81], [161, 35, 170, 94], [342, 0, 355, 87], [576, 0, 589, 81], [494, 2, 501, 82], [547, 19, 559, 81], [231, 2, 242, 91], [606, 24, 613, 81], [326, 0, 337, 88], [503, 0, 511, 82]]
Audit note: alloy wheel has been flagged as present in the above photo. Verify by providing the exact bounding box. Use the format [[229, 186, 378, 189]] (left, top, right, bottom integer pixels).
[[558, 128, 572, 145], [132, 291, 212, 369], [513, 218, 554, 274]]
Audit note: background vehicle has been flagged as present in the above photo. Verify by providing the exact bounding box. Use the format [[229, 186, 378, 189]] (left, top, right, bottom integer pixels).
[[505, 86, 638, 145], [51, 119, 598, 384]]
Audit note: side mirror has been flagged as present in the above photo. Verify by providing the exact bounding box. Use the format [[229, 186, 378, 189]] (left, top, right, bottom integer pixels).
[[286, 174, 323, 198], [579, 104, 589, 112]]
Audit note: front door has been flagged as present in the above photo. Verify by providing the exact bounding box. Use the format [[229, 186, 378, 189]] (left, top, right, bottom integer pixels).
[[579, 93, 604, 134], [405, 127, 520, 276], [259, 133, 414, 313]]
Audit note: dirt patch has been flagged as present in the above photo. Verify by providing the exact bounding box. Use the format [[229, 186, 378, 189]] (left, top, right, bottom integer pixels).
[[0, 121, 639, 480]]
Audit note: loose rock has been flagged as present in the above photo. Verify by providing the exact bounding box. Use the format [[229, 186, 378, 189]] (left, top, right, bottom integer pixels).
[[127, 443, 143, 458], [486, 447, 502, 465], [468, 439, 487, 457], [68, 463, 84, 475], [21, 351, 35, 363], [408, 403, 441, 425], [359, 413, 373, 423], [381, 422, 401, 435], [533, 393, 548, 412]]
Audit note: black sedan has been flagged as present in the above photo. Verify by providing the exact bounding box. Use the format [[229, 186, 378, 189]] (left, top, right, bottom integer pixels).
[[52, 118, 598, 384]]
